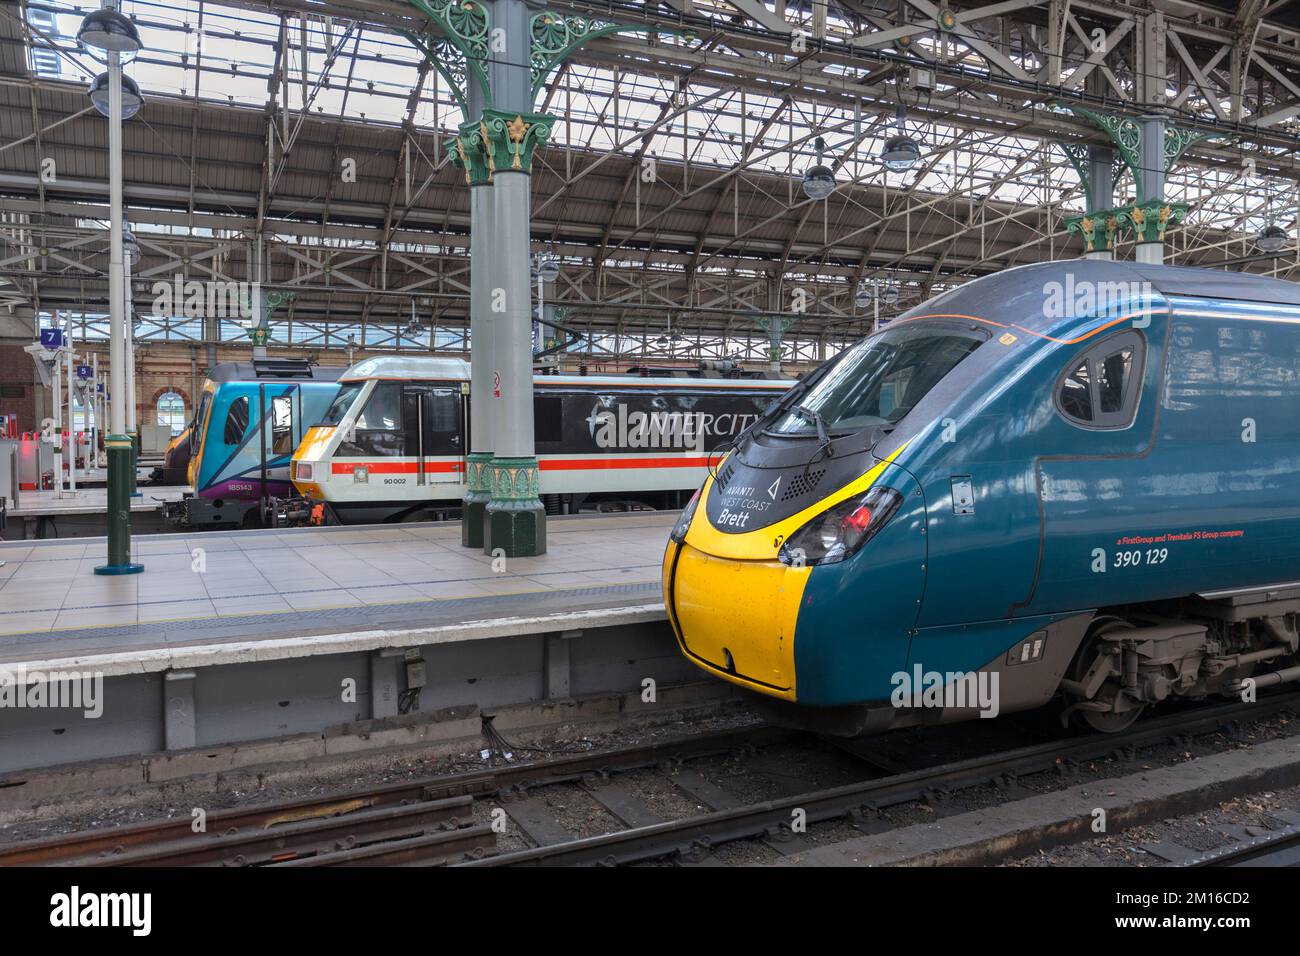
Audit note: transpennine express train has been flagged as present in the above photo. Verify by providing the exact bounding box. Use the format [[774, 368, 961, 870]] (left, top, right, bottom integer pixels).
[[285, 356, 792, 525], [163, 359, 345, 529], [664, 260, 1300, 736]]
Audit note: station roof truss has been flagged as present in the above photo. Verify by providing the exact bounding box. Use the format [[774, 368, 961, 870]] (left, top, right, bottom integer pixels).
[[2, 0, 1300, 366]]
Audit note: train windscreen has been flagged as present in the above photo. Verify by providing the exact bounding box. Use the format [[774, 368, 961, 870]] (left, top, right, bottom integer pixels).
[[768, 325, 983, 435], [320, 382, 364, 426]]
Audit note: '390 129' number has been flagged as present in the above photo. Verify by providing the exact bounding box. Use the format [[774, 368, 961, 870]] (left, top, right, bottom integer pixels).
[[1114, 548, 1167, 568]]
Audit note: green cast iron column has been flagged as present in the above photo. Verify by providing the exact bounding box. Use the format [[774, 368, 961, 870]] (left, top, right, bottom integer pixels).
[[450, 120, 496, 546], [406, 0, 647, 554], [481, 108, 554, 557], [1059, 104, 1211, 261]]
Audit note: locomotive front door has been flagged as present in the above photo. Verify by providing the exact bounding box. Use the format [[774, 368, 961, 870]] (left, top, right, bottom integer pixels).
[[257, 383, 300, 496], [401, 383, 463, 484]]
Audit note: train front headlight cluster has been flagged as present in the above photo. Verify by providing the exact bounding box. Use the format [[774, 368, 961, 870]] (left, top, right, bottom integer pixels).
[[670, 488, 702, 543], [293, 462, 312, 481], [778, 486, 903, 566]]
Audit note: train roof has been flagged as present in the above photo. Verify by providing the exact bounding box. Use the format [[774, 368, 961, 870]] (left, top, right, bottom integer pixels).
[[343, 356, 471, 381], [342, 354, 793, 388], [209, 359, 346, 382], [903, 261, 1300, 334]]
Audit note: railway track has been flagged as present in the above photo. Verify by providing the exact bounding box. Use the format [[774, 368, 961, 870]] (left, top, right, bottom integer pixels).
[[469, 691, 1300, 866], [3, 692, 1298, 867], [0, 725, 787, 867], [1184, 822, 1300, 867]]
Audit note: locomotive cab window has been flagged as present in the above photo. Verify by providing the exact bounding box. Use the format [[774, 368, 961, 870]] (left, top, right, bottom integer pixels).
[[321, 382, 363, 426], [338, 382, 405, 456], [223, 396, 249, 444], [1055, 330, 1146, 429]]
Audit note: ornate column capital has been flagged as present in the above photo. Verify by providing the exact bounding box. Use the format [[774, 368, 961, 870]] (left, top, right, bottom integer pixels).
[[480, 108, 556, 174], [1064, 211, 1122, 253], [447, 118, 495, 185], [1116, 200, 1190, 244]]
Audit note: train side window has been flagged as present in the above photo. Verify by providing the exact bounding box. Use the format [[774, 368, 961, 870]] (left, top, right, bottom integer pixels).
[[534, 395, 563, 446], [271, 395, 294, 454], [1055, 331, 1146, 429], [223, 396, 249, 444]]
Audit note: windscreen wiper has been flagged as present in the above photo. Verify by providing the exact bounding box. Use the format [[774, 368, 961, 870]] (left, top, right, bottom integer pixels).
[[794, 405, 832, 446], [794, 405, 837, 477]]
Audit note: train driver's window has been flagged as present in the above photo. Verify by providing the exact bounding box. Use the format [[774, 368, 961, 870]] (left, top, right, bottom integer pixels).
[[223, 396, 249, 445], [1059, 362, 1092, 421], [339, 382, 405, 456], [271, 395, 294, 454], [1055, 331, 1145, 429]]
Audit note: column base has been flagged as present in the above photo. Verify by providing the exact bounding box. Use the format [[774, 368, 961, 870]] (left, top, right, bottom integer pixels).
[[482, 456, 546, 557], [483, 498, 547, 558], [461, 451, 493, 548], [462, 493, 490, 548], [94, 562, 145, 576]]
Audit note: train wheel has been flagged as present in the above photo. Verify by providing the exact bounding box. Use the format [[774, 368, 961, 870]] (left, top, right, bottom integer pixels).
[[1068, 617, 1145, 733]]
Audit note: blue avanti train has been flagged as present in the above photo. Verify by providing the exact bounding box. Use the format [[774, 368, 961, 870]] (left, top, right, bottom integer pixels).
[[663, 260, 1300, 735]]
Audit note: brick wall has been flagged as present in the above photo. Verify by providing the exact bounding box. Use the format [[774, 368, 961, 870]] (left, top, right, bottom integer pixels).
[[0, 343, 37, 433]]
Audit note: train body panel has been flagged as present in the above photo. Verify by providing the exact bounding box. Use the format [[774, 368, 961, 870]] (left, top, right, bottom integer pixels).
[[165, 361, 345, 530], [290, 356, 792, 523], [193, 379, 343, 501], [664, 260, 1300, 733]]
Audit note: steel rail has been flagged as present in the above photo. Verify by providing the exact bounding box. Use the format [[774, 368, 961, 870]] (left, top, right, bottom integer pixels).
[[465, 691, 1300, 866], [0, 724, 785, 866], [1184, 825, 1300, 867]]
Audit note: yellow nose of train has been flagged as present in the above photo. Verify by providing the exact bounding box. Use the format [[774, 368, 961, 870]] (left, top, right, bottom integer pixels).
[[291, 425, 336, 500], [662, 481, 809, 700], [663, 451, 911, 705]]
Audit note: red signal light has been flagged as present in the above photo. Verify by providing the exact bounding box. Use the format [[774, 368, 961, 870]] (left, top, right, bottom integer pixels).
[[844, 505, 873, 533]]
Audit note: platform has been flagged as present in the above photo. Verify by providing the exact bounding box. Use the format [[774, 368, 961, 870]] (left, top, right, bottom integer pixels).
[[0, 511, 688, 774], [46, 464, 158, 487], [0, 511, 673, 671], [3, 486, 189, 539]]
